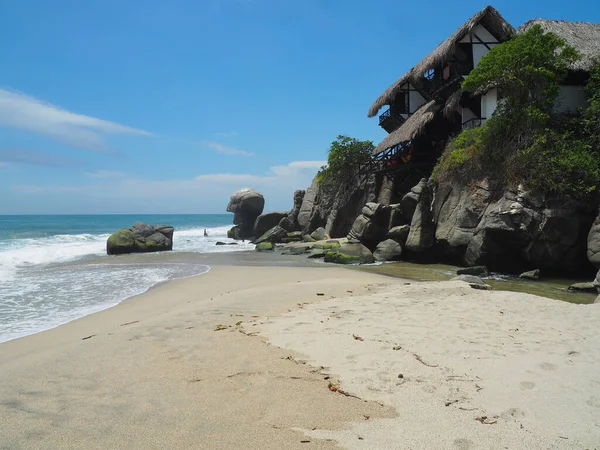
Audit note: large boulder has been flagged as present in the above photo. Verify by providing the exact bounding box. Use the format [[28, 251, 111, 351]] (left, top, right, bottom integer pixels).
[[388, 225, 410, 246], [254, 212, 287, 238], [405, 181, 435, 253], [433, 181, 595, 273], [288, 190, 306, 230], [297, 178, 321, 231], [311, 227, 330, 241], [227, 188, 265, 239], [347, 202, 391, 248], [253, 225, 288, 245], [519, 269, 540, 280], [297, 172, 380, 239], [373, 239, 403, 262], [107, 222, 174, 255], [336, 242, 375, 264], [587, 216, 600, 268]]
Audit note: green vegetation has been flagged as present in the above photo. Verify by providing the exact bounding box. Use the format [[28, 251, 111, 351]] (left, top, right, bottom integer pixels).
[[312, 242, 341, 250], [433, 25, 600, 199], [324, 251, 361, 264], [317, 135, 374, 190]]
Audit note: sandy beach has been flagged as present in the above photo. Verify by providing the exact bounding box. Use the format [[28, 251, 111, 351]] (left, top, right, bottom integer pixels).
[[1, 264, 599, 449]]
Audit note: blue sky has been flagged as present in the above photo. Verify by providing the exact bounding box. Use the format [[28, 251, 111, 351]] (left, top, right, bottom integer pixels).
[[1, 0, 598, 214]]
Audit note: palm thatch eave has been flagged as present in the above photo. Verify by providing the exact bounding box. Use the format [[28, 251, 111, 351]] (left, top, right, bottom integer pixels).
[[373, 100, 440, 155], [367, 6, 514, 119]]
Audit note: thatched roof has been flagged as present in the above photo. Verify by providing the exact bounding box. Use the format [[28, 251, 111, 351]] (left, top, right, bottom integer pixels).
[[517, 19, 600, 72], [368, 5, 514, 118], [373, 101, 440, 155]]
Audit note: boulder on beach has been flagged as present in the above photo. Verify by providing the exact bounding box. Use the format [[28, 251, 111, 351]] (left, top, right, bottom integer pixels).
[[373, 239, 403, 262], [254, 225, 288, 245], [255, 242, 274, 252], [227, 188, 265, 239], [310, 227, 330, 241], [451, 275, 492, 290], [254, 212, 287, 238], [519, 269, 540, 281], [107, 222, 174, 255], [324, 242, 375, 265]]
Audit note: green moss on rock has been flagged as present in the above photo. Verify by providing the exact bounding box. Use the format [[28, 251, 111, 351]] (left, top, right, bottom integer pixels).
[[255, 242, 274, 252], [312, 243, 341, 251], [324, 252, 361, 264]]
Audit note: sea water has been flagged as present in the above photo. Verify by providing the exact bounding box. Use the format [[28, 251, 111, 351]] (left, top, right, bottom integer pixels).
[[0, 214, 254, 343]]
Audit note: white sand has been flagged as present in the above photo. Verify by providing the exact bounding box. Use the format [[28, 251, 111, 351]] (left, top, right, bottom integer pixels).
[[3, 264, 599, 449], [259, 280, 600, 449], [0, 266, 396, 450]]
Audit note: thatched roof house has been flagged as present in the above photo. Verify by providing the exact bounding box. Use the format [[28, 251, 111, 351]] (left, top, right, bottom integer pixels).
[[517, 19, 600, 72], [368, 5, 514, 119]]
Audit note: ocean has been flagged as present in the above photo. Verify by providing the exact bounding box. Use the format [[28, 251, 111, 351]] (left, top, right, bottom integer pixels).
[[0, 214, 255, 343]]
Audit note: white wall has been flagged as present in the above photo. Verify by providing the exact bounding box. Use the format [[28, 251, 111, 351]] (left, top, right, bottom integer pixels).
[[555, 85, 587, 114], [408, 83, 427, 113], [459, 24, 500, 67], [481, 88, 498, 121]]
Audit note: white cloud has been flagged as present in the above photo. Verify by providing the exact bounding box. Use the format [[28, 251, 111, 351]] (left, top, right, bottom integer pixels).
[[0, 89, 152, 152], [201, 140, 255, 156], [85, 170, 127, 178], [10, 160, 326, 213]]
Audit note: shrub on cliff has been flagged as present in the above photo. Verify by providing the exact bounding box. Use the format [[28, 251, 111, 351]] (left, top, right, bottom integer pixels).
[[317, 135, 374, 192], [433, 25, 600, 199]]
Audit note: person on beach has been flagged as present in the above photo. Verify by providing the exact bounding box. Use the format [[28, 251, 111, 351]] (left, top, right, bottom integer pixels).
[[204, 229, 208, 237]]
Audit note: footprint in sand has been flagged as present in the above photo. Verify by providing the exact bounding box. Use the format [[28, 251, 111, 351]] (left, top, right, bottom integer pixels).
[[453, 438, 474, 449], [520, 381, 535, 390], [586, 396, 600, 408], [539, 362, 557, 371], [501, 408, 525, 420]]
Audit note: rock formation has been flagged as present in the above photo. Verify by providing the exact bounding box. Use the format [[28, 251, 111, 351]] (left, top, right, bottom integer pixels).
[[227, 188, 265, 239], [253, 212, 287, 238], [107, 222, 174, 255]]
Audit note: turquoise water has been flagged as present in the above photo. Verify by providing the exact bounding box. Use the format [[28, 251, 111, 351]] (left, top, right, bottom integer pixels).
[[0, 214, 254, 343]]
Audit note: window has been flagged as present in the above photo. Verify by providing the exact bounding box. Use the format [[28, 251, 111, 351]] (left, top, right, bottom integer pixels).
[[424, 68, 435, 81]]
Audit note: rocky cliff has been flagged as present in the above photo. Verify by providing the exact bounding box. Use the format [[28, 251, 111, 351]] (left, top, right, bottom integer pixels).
[[296, 172, 598, 276]]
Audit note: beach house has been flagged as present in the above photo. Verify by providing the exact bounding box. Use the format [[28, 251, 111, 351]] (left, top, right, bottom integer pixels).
[[365, 6, 600, 193]]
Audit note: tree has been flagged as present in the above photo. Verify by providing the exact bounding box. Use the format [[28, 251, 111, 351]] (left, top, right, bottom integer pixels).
[[582, 61, 600, 152], [317, 135, 374, 190]]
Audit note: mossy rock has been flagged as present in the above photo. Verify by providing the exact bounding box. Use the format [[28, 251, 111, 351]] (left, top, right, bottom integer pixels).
[[287, 246, 310, 255], [107, 229, 136, 250], [312, 242, 341, 251], [255, 242, 274, 252], [324, 252, 361, 265]]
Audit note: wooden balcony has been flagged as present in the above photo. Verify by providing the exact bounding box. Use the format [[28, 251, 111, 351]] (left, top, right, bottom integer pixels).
[[421, 61, 469, 102], [378, 108, 406, 134]]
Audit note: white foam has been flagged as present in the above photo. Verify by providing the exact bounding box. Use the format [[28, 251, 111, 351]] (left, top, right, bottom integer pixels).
[[0, 226, 253, 283]]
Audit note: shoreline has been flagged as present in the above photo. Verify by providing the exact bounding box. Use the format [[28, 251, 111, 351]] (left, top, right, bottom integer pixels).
[[0, 264, 400, 449], [2, 263, 599, 448]]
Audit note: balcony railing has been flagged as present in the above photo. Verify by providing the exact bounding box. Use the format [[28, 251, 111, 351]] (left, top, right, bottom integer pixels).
[[462, 117, 486, 129], [378, 107, 407, 133], [421, 61, 469, 101]]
